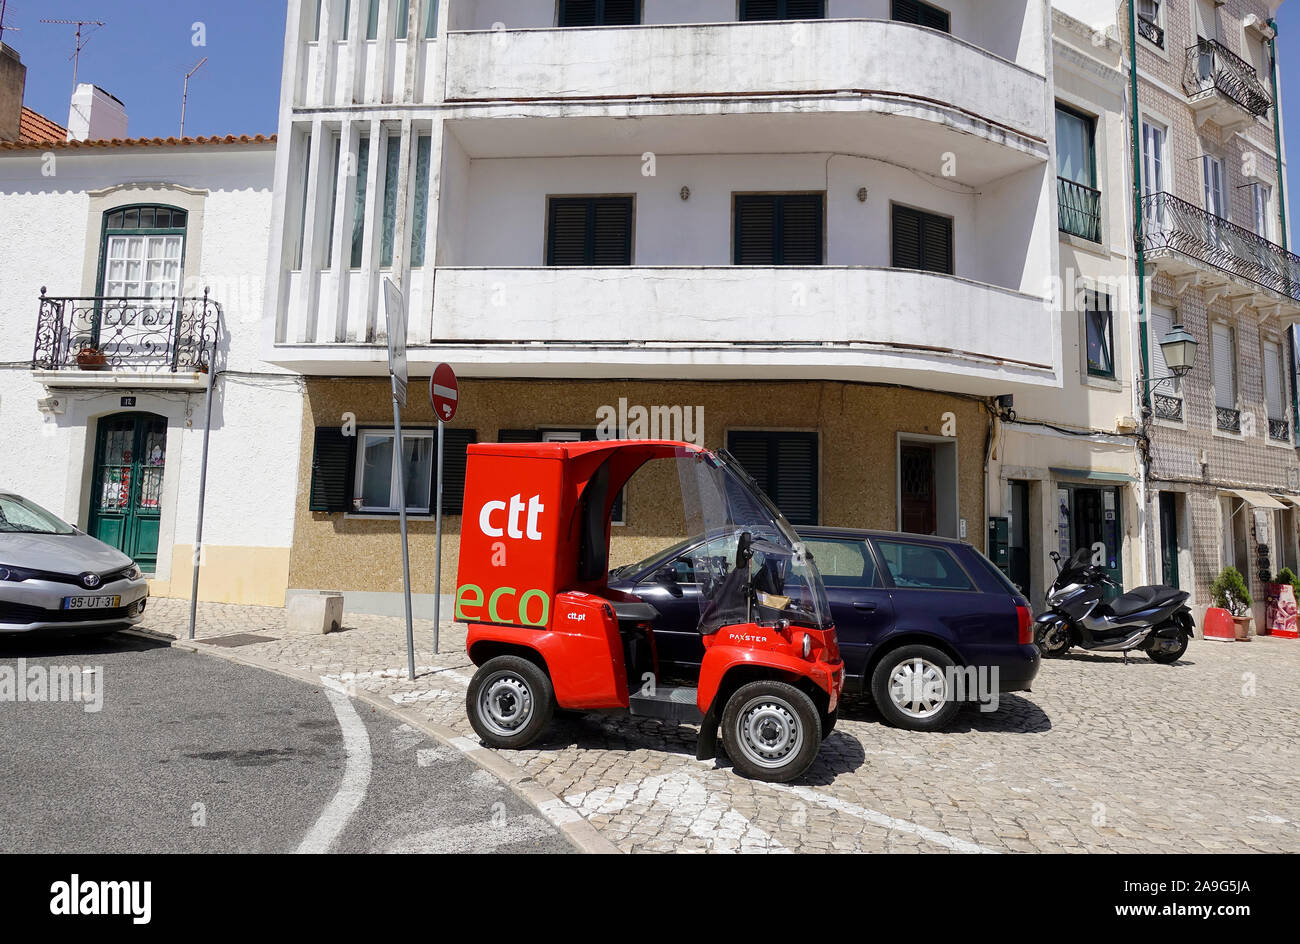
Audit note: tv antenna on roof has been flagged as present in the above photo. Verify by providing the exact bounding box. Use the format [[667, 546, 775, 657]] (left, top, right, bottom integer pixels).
[[0, 0, 23, 47], [179, 56, 207, 138], [39, 16, 105, 90]]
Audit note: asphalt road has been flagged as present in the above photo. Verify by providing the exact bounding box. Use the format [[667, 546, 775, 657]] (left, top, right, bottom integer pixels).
[[0, 633, 571, 854]]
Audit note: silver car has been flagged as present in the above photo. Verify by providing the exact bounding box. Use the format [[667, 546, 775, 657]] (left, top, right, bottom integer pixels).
[[0, 491, 149, 636]]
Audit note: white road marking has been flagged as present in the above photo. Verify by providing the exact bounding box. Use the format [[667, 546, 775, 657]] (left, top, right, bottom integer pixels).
[[296, 684, 373, 854], [566, 769, 790, 853], [769, 783, 1000, 854]]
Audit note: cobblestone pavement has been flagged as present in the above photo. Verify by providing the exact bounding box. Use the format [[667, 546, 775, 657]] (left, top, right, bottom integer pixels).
[[136, 598, 1300, 853]]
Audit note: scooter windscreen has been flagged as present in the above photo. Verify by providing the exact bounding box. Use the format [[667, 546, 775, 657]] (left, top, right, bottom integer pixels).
[[672, 449, 831, 635]]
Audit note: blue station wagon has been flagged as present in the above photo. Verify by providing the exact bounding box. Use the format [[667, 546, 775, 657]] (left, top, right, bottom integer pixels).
[[609, 527, 1040, 731]]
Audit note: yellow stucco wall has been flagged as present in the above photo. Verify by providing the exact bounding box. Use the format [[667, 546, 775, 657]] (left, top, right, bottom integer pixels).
[[288, 378, 988, 593], [150, 544, 292, 607]]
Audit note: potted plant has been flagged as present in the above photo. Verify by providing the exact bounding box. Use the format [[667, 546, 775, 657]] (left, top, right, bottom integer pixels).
[[1210, 566, 1253, 641], [74, 346, 107, 370], [1265, 568, 1300, 639]]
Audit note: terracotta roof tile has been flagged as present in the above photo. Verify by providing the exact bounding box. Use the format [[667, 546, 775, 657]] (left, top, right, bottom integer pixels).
[[18, 107, 67, 143], [0, 132, 277, 152]]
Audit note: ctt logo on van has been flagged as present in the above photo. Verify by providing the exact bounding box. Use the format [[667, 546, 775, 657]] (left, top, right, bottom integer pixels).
[[478, 494, 545, 541]]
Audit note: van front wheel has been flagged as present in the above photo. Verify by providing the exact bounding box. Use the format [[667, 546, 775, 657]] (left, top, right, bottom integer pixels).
[[467, 655, 554, 749], [720, 681, 822, 783]]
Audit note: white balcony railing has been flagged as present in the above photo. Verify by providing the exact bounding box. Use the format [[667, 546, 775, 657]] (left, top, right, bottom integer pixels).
[[444, 19, 1047, 141]]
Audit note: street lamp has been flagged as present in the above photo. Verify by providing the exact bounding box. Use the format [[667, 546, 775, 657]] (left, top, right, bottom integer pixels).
[[1140, 322, 1198, 391]]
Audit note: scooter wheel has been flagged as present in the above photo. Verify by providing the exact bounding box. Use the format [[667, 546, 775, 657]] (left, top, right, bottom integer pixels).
[[1147, 632, 1189, 664], [467, 655, 554, 749], [720, 681, 822, 783], [1037, 622, 1073, 658]]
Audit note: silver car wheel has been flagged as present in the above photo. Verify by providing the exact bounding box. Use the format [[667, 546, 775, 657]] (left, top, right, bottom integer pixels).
[[734, 695, 804, 770], [888, 657, 949, 719], [477, 673, 533, 738]]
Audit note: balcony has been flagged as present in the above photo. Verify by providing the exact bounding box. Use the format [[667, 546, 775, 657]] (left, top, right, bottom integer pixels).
[[32, 291, 220, 389], [1182, 38, 1272, 132], [1058, 177, 1101, 243], [382, 265, 1056, 395], [1136, 15, 1164, 49], [443, 19, 1047, 144], [1139, 192, 1300, 321], [1217, 406, 1242, 434], [1153, 392, 1183, 423], [1270, 418, 1291, 443]]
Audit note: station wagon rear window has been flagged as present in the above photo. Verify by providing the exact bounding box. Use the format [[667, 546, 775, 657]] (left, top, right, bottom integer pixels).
[[874, 540, 973, 591]]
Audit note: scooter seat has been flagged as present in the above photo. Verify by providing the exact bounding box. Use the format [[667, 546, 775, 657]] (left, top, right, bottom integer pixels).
[[1108, 585, 1180, 618]]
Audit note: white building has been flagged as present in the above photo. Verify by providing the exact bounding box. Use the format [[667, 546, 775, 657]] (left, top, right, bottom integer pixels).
[[261, 0, 1063, 613], [0, 59, 301, 606]]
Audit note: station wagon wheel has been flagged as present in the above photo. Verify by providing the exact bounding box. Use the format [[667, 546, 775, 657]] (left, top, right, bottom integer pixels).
[[720, 680, 821, 783], [870, 644, 961, 731], [466, 655, 554, 749]]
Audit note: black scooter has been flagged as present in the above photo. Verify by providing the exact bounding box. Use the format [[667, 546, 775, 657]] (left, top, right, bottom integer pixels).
[[1034, 548, 1194, 663]]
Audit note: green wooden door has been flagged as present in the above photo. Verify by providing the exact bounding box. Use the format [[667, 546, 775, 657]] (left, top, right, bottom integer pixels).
[[89, 413, 167, 573]]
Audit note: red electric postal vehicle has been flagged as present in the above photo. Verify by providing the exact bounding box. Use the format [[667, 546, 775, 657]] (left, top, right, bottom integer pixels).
[[456, 439, 844, 782]]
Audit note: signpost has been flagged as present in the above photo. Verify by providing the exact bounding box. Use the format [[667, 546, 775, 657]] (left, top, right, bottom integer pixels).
[[383, 278, 417, 681], [430, 363, 458, 655]]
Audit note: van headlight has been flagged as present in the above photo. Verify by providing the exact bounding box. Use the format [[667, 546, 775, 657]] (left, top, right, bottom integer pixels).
[[801, 633, 813, 660]]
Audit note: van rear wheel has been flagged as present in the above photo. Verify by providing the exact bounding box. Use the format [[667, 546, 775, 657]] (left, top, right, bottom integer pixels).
[[720, 681, 822, 783], [466, 655, 554, 749]]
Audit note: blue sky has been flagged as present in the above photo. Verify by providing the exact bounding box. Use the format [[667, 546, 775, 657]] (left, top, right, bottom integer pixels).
[[8, 1, 1300, 232]]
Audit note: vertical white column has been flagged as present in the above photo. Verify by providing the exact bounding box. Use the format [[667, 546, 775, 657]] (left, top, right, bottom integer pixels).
[[345, 0, 366, 106], [330, 120, 359, 343], [368, 0, 396, 104], [356, 118, 386, 343], [298, 118, 330, 343]]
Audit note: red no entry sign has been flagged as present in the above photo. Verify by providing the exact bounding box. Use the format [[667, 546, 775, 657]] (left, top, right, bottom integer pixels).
[[431, 363, 458, 421]]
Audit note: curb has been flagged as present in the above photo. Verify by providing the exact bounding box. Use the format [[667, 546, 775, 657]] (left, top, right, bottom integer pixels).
[[125, 628, 620, 855]]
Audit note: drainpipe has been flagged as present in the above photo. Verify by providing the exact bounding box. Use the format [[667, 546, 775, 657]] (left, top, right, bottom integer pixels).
[[1129, 0, 1154, 585], [1266, 19, 1299, 441]]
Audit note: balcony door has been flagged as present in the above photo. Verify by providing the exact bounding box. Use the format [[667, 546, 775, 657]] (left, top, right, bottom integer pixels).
[[89, 412, 167, 574], [1141, 120, 1167, 234], [1202, 155, 1226, 248], [99, 206, 187, 299], [1055, 104, 1100, 241]]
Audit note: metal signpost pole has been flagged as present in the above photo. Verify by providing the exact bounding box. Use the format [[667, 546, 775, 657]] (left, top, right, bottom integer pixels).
[[433, 418, 444, 655], [189, 291, 218, 641], [383, 279, 416, 681]]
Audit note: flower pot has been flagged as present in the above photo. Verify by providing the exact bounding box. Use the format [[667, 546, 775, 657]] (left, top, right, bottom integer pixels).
[[1232, 614, 1252, 642], [1203, 606, 1235, 641], [75, 348, 108, 370]]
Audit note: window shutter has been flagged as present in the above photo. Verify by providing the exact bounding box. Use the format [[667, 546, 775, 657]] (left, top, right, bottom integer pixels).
[[1212, 323, 1235, 409], [559, 0, 598, 26], [725, 431, 819, 525], [892, 0, 951, 31], [546, 200, 590, 266], [601, 0, 640, 25], [591, 198, 633, 265], [439, 428, 477, 515], [734, 197, 777, 264], [309, 427, 356, 513], [497, 429, 544, 443], [740, 0, 782, 19], [1265, 341, 1285, 418], [780, 195, 824, 265], [892, 205, 952, 274], [785, 0, 826, 17]]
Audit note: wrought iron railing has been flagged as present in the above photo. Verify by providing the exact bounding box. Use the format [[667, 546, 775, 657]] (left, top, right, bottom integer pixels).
[[1270, 418, 1290, 442], [1139, 192, 1300, 301], [1153, 392, 1183, 422], [33, 290, 221, 372], [1136, 15, 1163, 49], [1183, 38, 1272, 118], [1217, 406, 1242, 433], [1058, 176, 1102, 242]]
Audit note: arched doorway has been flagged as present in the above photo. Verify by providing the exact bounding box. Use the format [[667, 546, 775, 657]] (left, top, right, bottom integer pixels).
[[88, 412, 167, 573]]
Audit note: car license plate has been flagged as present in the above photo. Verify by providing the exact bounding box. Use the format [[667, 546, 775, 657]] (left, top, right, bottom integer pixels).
[[62, 595, 121, 610]]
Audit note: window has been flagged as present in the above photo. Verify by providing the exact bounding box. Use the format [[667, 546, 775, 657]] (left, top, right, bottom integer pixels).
[[358, 430, 433, 513], [410, 134, 432, 267], [1084, 290, 1115, 378], [1149, 304, 1180, 400], [802, 539, 880, 589], [1202, 154, 1225, 219], [350, 135, 370, 269], [325, 136, 342, 268], [891, 204, 953, 274], [874, 540, 974, 591], [308, 425, 475, 515], [424, 0, 438, 38], [1252, 183, 1273, 240], [1212, 322, 1237, 416], [100, 206, 188, 298], [725, 431, 818, 525], [740, 0, 826, 20], [1136, 1, 1162, 46], [891, 0, 950, 32], [558, 0, 640, 27], [733, 194, 825, 265], [1056, 104, 1100, 242], [1264, 339, 1287, 429], [381, 135, 401, 268], [546, 197, 634, 266], [396, 0, 408, 39], [366, 0, 380, 39], [1141, 120, 1165, 196]]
